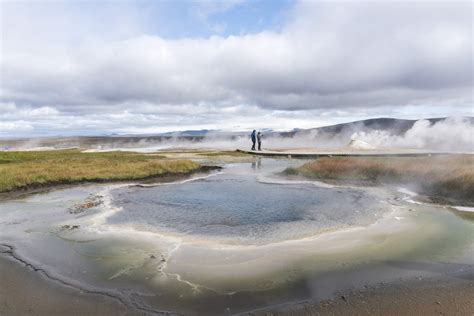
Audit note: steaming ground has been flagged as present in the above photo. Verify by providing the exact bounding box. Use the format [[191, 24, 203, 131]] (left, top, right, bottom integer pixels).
[[350, 117, 474, 152], [1, 117, 473, 153]]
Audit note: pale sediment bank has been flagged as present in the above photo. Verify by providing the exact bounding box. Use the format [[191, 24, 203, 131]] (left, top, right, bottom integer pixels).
[[236, 148, 460, 158]]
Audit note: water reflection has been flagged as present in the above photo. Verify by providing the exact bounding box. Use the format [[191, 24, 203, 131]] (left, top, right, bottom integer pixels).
[[251, 157, 262, 170]]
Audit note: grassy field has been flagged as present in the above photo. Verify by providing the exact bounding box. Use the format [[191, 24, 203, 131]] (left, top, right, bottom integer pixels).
[[0, 150, 201, 193], [284, 155, 474, 203]]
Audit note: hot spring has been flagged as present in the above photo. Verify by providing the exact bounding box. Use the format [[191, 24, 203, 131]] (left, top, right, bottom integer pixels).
[[1, 158, 473, 314], [108, 160, 386, 245]]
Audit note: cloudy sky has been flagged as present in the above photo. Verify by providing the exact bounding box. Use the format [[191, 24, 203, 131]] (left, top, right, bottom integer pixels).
[[1, 0, 472, 137]]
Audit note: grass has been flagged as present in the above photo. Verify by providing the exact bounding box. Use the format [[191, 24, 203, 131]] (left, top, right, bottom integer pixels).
[[284, 155, 474, 203], [0, 150, 201, 193]]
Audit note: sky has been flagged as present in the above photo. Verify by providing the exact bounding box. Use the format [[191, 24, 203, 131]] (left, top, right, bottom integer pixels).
[[0, 0, 472, 137]]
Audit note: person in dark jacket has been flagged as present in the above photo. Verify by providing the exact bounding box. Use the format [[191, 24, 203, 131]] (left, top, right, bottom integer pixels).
[[257, 131, 262, 151], [251, 130, 256, 151]]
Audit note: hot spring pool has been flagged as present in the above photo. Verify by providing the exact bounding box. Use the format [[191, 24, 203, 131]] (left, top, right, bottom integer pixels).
[[109, 160, 385, 245]]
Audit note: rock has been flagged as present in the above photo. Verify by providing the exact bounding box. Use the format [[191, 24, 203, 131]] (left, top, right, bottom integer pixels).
[[68, 195, 103, 214], [60, 224, 80, 231]]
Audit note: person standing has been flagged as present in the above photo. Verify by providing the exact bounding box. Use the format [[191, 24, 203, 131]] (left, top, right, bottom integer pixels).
[[251, 130, 257, 151], [257, 131, 263, 151]]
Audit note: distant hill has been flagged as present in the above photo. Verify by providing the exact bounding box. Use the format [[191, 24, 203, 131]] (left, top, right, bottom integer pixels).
[[280, 117, 473, 138], [160, 129, 212, 136]]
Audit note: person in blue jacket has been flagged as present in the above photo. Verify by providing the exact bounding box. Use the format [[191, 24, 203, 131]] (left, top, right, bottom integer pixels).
[[250, 130, 256, 151]]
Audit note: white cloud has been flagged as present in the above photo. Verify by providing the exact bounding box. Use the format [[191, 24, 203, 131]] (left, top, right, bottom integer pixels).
[[0, 1, 472, 137], [0, 121, 34, 134], [0, 103, 58, 119]]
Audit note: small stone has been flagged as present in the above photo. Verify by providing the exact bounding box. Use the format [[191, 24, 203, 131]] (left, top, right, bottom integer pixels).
[[61, 224, 79, 230]]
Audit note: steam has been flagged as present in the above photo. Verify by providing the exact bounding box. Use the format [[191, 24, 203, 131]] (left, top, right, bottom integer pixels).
[[1, 117, 472, 153], [350, 117, 474, 152]]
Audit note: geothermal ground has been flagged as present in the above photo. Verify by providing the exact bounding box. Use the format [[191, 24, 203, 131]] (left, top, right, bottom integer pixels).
[[0, 150, 473, 315]]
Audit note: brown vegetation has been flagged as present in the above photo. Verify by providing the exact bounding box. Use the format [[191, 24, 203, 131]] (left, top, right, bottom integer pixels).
[[0, 150, 201, 193], [284, 155, 474, 203]]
